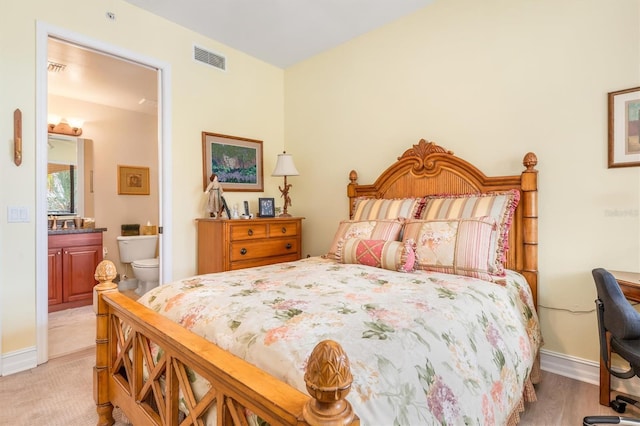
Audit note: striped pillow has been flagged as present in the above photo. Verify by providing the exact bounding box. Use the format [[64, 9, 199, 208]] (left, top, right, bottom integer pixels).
[[326, 219, 404, 260], [403, 217, 503, 282], [352, 197, 425, 221], [420, 190, 519, 274], [336, 239, 416, 272]]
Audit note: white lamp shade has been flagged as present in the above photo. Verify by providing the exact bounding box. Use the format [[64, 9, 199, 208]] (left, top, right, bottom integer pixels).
[[272, 152, 300, 176]]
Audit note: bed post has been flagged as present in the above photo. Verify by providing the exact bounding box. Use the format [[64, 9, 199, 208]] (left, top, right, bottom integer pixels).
[[303, 340, 358, 425], [521, 152, 539, 308], [93, 260, 118, 426], [347, 170, 358, 219]]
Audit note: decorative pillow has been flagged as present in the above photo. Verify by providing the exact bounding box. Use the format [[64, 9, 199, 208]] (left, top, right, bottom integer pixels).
[[336, 238, 416, 272], [402, 217, 504, 282], [351, 197, 426, 221], [326, 219, 404, 260], [419, 190, 520, 274]]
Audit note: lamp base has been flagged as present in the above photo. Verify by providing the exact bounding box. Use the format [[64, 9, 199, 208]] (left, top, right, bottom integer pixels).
[[278, 213, 292, 217]]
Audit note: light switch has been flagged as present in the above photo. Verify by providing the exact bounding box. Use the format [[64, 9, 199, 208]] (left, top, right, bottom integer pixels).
[[7, 206, 29, 223]]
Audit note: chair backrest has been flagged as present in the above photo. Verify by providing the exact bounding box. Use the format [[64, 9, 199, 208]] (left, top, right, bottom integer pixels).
[[593, 268, 640, 340]]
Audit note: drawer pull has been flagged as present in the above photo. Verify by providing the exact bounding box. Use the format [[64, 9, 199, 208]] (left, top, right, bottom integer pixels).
[[281, 227, 287, 234], [240, 248, 247, 255], [247, 229, 253, 236], [285, 243, 292, 250]]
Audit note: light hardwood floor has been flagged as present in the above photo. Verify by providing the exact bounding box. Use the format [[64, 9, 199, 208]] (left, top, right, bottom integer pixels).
[[520, 371, 639, 425]]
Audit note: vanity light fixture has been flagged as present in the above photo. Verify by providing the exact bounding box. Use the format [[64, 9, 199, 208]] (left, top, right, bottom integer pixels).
[[271, 151, 299, 217], [48, 116, 84, 136]]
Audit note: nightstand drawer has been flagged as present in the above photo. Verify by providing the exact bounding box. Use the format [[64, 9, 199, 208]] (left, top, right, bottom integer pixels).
[[230, 238, 298, 261], [229, 253, 301, 270], [230, 223, 268, 241], [268, 221, 299, 238]]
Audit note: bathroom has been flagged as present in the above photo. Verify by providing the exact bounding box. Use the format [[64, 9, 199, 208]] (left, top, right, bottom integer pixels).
[[48, 37, 160, 306]]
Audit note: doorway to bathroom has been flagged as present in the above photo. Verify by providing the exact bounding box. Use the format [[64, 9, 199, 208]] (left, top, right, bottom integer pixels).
[[36, 22, 174, 365]]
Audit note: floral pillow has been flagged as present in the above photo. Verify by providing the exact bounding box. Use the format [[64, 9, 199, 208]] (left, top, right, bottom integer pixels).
[[419, 190, 520, 274], [335, 238, 416, 272], [402, 217, 504, 282], [326, 219, 404, 260], [351, 197, 426, 221]]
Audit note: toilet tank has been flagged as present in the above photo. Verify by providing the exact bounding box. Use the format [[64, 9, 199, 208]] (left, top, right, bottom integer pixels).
[[116, 235, 158, 263]]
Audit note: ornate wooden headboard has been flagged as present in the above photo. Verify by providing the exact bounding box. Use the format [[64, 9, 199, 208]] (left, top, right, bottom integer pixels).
[[347, 139, 539, 306]]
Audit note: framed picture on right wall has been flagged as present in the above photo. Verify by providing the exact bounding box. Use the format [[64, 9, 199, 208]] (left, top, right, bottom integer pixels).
[[608, 86, 640, 168]]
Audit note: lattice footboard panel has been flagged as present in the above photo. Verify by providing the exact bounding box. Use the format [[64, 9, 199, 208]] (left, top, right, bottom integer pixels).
[[107, 308, 294, 425]]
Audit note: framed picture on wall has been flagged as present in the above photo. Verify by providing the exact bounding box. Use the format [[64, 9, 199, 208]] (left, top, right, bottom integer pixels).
[[117, 165, 150, 195], [202, 132, 264, 191], [258, 198, 275, 217], [608, 86, 640, 168]]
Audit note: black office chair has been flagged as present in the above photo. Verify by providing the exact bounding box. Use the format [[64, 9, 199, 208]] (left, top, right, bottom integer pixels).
[[583, 268, 640, 426]]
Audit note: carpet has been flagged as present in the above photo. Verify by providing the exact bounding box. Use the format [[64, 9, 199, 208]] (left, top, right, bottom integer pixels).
[[0, 347, 130, 425]]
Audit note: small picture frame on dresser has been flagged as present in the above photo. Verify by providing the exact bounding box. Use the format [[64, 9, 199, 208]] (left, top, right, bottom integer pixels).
[[221, 196, 232, 219], [258, 198, 275, 217]]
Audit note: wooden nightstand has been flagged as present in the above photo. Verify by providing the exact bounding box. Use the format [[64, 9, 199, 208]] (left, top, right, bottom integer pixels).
[[196, 217, 304, 274]]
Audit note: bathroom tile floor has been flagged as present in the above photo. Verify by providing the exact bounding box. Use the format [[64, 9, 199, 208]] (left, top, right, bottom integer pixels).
[[48, 289, 139, 359]]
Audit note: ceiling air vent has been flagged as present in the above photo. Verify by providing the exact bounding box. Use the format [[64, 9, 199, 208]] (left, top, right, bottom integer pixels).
[[193, 45, 226, 71], [47, 61, 67, 73]]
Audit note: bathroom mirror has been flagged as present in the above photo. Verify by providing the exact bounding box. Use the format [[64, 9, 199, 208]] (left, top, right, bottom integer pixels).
[[47, 134, 94, 218]]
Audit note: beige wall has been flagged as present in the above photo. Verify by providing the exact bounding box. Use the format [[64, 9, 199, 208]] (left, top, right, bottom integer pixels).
[[0, 0, 284, 356], [285, 0, 640, 366], [2, 0, 639, 376], [49, 94, 160, 274]]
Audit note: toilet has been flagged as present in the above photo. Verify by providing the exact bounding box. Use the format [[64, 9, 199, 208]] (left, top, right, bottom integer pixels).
[[116, 234, 159, 295]]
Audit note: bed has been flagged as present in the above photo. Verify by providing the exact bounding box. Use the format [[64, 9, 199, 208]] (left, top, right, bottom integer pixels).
[[94, 139, 541, 425]]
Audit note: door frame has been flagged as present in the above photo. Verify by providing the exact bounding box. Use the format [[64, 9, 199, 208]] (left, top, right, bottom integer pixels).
[[35, 22, 173, 365]]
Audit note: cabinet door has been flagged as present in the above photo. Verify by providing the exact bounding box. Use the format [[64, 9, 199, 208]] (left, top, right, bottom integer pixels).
[[48, 247, 63, 306], [63, 244, 102, 302]]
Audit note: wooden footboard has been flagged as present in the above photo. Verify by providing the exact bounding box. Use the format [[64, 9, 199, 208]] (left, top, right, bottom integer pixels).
[[93, 260, 359, 426]]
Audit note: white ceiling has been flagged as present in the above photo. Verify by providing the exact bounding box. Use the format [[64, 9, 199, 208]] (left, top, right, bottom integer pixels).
[[123, 0, 434, 68], [48, 38, 159, 116], [48, 1, 434, 118]]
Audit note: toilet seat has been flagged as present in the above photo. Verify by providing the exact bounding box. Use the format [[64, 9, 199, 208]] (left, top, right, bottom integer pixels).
[[132, 258, 159, 268]]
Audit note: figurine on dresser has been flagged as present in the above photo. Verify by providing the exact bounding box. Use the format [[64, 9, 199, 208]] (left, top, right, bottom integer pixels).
[[205, 173, 224, 218]]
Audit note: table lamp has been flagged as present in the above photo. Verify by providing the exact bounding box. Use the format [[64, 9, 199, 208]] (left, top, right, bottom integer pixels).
[[271, 151, 299, 217]]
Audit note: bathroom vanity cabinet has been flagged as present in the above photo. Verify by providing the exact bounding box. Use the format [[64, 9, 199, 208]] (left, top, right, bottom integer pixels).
[[48, 230, 105, 312]]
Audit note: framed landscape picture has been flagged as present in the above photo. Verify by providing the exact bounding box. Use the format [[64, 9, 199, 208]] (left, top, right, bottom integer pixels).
[[608, 86, 640, 168], [202, 132, 264, 191]]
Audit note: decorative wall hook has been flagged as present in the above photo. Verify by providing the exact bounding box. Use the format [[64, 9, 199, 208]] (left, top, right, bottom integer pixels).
[[14, 109, 22, 166]]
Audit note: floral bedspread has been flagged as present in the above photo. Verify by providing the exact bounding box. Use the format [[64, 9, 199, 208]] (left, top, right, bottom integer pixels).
[[138, 257, 541, 425]]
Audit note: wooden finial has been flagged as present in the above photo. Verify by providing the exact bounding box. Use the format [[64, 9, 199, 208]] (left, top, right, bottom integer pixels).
[[523, 152, 538, 171], [94, 260, 118, 288], [348, 170, 358, 185], [303, 340, 356, 425]]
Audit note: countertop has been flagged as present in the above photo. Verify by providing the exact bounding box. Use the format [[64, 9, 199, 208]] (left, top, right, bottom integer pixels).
[[48, 227, 107, 235]]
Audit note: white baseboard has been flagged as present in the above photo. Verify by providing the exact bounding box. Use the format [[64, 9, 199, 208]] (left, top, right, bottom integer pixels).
[[1, 346, 37, 376], [541, 348, 640, 397]]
